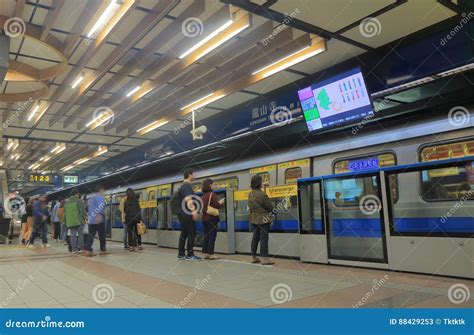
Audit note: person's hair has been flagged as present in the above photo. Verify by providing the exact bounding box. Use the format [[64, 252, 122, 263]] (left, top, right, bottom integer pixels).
[[60, 199, 65, 208], [202, 179, 213, 193], [96, 185, 105, 192], [183, 167, 194, 179], [251, 175, 263, 190], [69, 188, 80, 197], [126, 188, 136, 201]]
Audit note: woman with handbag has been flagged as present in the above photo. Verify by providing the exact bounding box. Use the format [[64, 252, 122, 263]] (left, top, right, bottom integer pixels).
[[201, 179, 225, 260], [124, 188, 142, 252]]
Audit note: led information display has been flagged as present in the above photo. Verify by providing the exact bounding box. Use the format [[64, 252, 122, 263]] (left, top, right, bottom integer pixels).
[[298, 67, 373, 132]]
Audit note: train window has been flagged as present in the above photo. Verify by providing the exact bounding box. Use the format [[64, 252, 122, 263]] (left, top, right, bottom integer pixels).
[[420, 139, 474, 201], [213, 177, 239, 190], [257, 172, 270, 187], [333, 152, 398, 203], [148, 190, 156, 200], [284, 168, 302, 184]]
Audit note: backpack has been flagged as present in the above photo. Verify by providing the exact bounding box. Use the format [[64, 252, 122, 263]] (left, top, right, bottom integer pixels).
[[170, 188, 182, 215]]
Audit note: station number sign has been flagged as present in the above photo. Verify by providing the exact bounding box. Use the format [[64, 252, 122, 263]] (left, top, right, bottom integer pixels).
[[28, 174, 53, 184]]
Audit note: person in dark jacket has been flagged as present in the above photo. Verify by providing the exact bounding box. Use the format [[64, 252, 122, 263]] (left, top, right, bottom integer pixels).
[[248, 175, 274, 265], [124, 188, 142, 252], [28, 195, 50, 248], [201, 179, 225, 260]]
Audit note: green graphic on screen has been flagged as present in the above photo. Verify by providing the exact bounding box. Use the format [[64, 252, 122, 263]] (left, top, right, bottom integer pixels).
[[317, 88, 332, 111]]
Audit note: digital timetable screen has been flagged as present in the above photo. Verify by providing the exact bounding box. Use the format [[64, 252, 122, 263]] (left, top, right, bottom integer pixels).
[[298, 68, 373, 132]]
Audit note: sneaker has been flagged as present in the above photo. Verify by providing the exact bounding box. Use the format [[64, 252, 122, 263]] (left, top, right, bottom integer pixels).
[[84, 251, 96, 257], [27, 244, 35, 249], [42, 244, 50, 248], [177, 255, 186, 260], [124, 246, 129, 249], [186, 255, 202, 261], [99, 250, 109, 255]]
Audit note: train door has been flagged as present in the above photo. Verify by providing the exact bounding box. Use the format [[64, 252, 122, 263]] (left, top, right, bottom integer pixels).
[[235, 165, 277, 254], [110, 193, 125, 242], [141, 187, 157, 244], [157, 183, 181, 248], [104, 195, 112, 238], [155, 184, 171, 246], [323, 172, 388, 266], [298, 178, 327, 263]]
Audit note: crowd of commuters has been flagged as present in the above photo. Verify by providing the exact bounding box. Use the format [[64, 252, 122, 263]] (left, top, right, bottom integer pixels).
[[15, 167, 276, 264]]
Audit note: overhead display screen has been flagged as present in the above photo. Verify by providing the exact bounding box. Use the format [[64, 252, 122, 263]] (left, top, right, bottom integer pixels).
[[298, 68, 373, 132]]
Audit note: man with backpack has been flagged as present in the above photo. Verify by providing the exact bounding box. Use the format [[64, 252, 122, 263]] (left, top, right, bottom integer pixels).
[[171, 168, 201, 261], [64, 189, 88, 255]]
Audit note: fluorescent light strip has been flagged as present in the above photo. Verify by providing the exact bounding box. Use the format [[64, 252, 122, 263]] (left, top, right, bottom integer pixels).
[[127, 86, 141, 97], [188, 94, 225, 111], [252, 46, 310, 76], [87, 0, 117, 38], [180, 93, 214, 110], [193, 22, 250, 61], [61, 146, 107, 171], [71, 76, 84, 89], [137, 120, 168, 135], [27, 105, 40, 122], [179, 20, 233, 59], [86, 112, 114, 128]]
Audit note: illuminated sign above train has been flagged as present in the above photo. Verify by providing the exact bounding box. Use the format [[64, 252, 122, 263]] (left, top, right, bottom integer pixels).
[[298, 67, 373, 132], [347, 158, 379, 171]]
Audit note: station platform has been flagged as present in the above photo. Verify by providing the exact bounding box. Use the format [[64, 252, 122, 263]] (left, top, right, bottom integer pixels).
[[1, 242, 472, 309]]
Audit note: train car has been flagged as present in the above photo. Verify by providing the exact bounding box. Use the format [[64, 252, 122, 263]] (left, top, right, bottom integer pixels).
[[95, 115, 472, 278]]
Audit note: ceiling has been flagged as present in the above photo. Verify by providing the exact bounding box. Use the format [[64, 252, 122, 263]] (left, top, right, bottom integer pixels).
[[0, 0, 460, 190]]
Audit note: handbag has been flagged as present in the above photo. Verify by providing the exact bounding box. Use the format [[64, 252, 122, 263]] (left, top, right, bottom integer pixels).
[[206, 193, 220, 217], [137, 221, 147, 235]]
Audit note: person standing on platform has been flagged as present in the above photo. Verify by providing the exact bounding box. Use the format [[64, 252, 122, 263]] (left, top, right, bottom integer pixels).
[[248, 175, 275, 265], [58, 199, 66, 242], [119, 196, 128, 249], [87, 186, 108, 255], [51, 199, 61, 242], [28, 195, 50, 248], [177, 168, 201, 261], [64, 189, 87, 255], [201, 179, 225, 260], [124, 188, 142, 252]]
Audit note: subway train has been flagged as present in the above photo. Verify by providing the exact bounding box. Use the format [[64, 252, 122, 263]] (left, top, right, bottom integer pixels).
[[85, 114, 472, 278]]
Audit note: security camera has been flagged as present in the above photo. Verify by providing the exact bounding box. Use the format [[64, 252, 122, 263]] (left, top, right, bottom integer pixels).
[[190, 125, 207, 140]]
